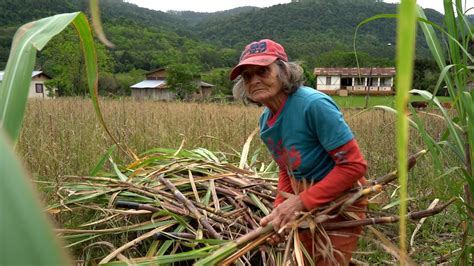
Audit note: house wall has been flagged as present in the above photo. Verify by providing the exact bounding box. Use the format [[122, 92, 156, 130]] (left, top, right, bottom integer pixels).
[[28, 75, 52, 99], [190, 87, 213, 101], [316, 76, 341, 91], [132, 88, 176, 101], [201, 87, 212, 98], [316, 76, 394, 96]]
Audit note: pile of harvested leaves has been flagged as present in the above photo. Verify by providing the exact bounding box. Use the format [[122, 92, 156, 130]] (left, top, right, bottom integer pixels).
[[48, 146, 454, 265]]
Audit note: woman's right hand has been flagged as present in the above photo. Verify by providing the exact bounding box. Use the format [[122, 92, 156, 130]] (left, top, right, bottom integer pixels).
[[260, 194, 306, 245], [265, 232, 284, 245]]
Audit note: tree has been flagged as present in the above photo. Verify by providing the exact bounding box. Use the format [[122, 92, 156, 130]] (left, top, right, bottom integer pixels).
[[37, 26, 116, 96], [300, 63, 316, 88], [412, 59, 444, 95], [166, 63, 201, 100], [316, 50, 393, 67], [202, 67, 233, 96], [115, 69, 146, 96], [38, 27, 84, 96]]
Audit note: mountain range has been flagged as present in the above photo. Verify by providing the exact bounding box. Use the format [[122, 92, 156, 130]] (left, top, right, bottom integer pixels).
[[0, 0, 460, 95], [1, 0, 448, 68]]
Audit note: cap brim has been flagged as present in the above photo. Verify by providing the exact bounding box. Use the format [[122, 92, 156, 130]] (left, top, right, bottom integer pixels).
[[229, 55, 278, 80]]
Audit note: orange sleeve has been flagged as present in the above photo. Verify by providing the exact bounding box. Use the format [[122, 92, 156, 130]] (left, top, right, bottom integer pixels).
[[299, 138, 367, 211]]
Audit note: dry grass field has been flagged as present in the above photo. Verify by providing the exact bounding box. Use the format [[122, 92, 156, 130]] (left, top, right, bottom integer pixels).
[[17, 98, 464, 263]]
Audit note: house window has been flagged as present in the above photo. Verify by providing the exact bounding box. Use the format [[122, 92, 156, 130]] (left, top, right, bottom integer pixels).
[[35, 83, 44, 93], [326, 77, 331, 85], [380, 77, 391, 86], [354, 78, 365, 86]]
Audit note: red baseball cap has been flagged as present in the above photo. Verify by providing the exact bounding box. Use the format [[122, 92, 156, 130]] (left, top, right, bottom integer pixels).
[[229, 39, 288, 80]]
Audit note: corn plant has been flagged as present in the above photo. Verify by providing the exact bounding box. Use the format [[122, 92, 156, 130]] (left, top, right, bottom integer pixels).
[[356, 0, 473, 263], [413, 1, 473, 263], [393, 0, 418, 263], [354, 0, 419, 262], [0, 11, 100, 265]]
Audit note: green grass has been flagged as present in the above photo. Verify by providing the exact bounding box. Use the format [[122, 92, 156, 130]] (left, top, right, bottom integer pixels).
[[331, 95, 451, 108]]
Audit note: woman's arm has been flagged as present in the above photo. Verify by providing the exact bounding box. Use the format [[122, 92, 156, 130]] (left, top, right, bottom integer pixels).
[[299, 138, 367, 211], [274, 167, 294, 207]]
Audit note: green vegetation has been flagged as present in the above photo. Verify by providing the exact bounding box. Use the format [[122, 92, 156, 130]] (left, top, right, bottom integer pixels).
[[166, 63, 201, 99], [331, 95, 450, 108], [358, 0, 473, 262], [412, 3, 473, 262]]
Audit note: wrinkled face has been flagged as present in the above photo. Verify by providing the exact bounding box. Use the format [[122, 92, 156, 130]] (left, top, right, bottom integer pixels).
[[241, 63, 283, 104]]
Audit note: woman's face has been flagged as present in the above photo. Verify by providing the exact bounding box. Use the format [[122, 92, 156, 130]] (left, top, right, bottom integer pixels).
[[241, 63, 283, 105]]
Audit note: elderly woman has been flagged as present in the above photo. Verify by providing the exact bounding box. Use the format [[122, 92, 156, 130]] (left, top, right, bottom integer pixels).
[[230, 39, 368, 265]]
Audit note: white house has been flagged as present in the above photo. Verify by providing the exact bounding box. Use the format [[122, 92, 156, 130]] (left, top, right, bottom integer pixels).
[[0, 71, 53, 99], [314, 67, 396, 96]]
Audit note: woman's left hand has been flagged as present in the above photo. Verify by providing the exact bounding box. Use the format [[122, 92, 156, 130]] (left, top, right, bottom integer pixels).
[[260, 194, 306, 234]]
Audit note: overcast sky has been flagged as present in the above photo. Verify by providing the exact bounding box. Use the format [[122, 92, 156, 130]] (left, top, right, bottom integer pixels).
[[124, 0, 471, 14]]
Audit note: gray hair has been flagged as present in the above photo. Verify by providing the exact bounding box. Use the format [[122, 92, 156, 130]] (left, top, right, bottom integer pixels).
[[232, 60, 305, 104]]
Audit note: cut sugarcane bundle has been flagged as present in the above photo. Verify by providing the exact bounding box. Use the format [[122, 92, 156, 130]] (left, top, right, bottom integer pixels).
[[49, 147, 454, 265]]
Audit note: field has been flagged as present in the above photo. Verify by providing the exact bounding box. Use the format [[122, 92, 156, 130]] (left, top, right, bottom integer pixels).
[[18, 97, 464, 263], [331, 95, 451, 109]]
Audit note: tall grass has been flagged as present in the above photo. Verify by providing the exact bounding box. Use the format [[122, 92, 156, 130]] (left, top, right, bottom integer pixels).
[[19, 99, 262, 177]]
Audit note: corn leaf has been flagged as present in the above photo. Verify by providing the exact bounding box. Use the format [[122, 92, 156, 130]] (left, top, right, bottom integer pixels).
[[410, 89, 465, 157], [90, 144, 116, 176], [0, 12, 95, 144], [395, 0, 418, 258], [110, 157, 129, 182], [0, 130, 69, 265]]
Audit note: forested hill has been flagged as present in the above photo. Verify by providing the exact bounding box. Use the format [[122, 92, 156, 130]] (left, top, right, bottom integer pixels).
[[0, 0, 446, 95], [192, 1, 444, 66], [1, 0, 444, 68], [167, 7, 261, 26]]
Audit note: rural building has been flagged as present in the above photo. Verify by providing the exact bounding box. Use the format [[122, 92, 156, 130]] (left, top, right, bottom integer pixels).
[[130, 68, 214, 101], [314, 67, 396, 96], [0, 70, 53, 99]]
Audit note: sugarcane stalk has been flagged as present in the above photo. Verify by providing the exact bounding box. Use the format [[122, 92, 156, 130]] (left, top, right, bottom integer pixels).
[[194, 225, 274, 266], [115, 200, 160, 212], [115, 199, 189, 216], [220, 232, 273, 265], [291, 151, 427, 229], [368, 149, 426, 186], [157, 174, 221, 239], [226, 196, 257, 230], [301, 198, 455, 231], [338, 184, 383, 214], [282, 229, 295, 264], [215, 175, 437, 263], [114, 199, 247, 231], [213, 199, 456, 265], [235, 224, 274, 246], [246, 188, 275, 201]]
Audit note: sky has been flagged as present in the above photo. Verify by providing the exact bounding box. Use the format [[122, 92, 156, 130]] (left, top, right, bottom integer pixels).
[[124, 0, 471, 14]]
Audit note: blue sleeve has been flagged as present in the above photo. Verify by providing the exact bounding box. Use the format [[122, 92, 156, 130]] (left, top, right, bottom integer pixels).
[[305, 96, 353, 151]]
